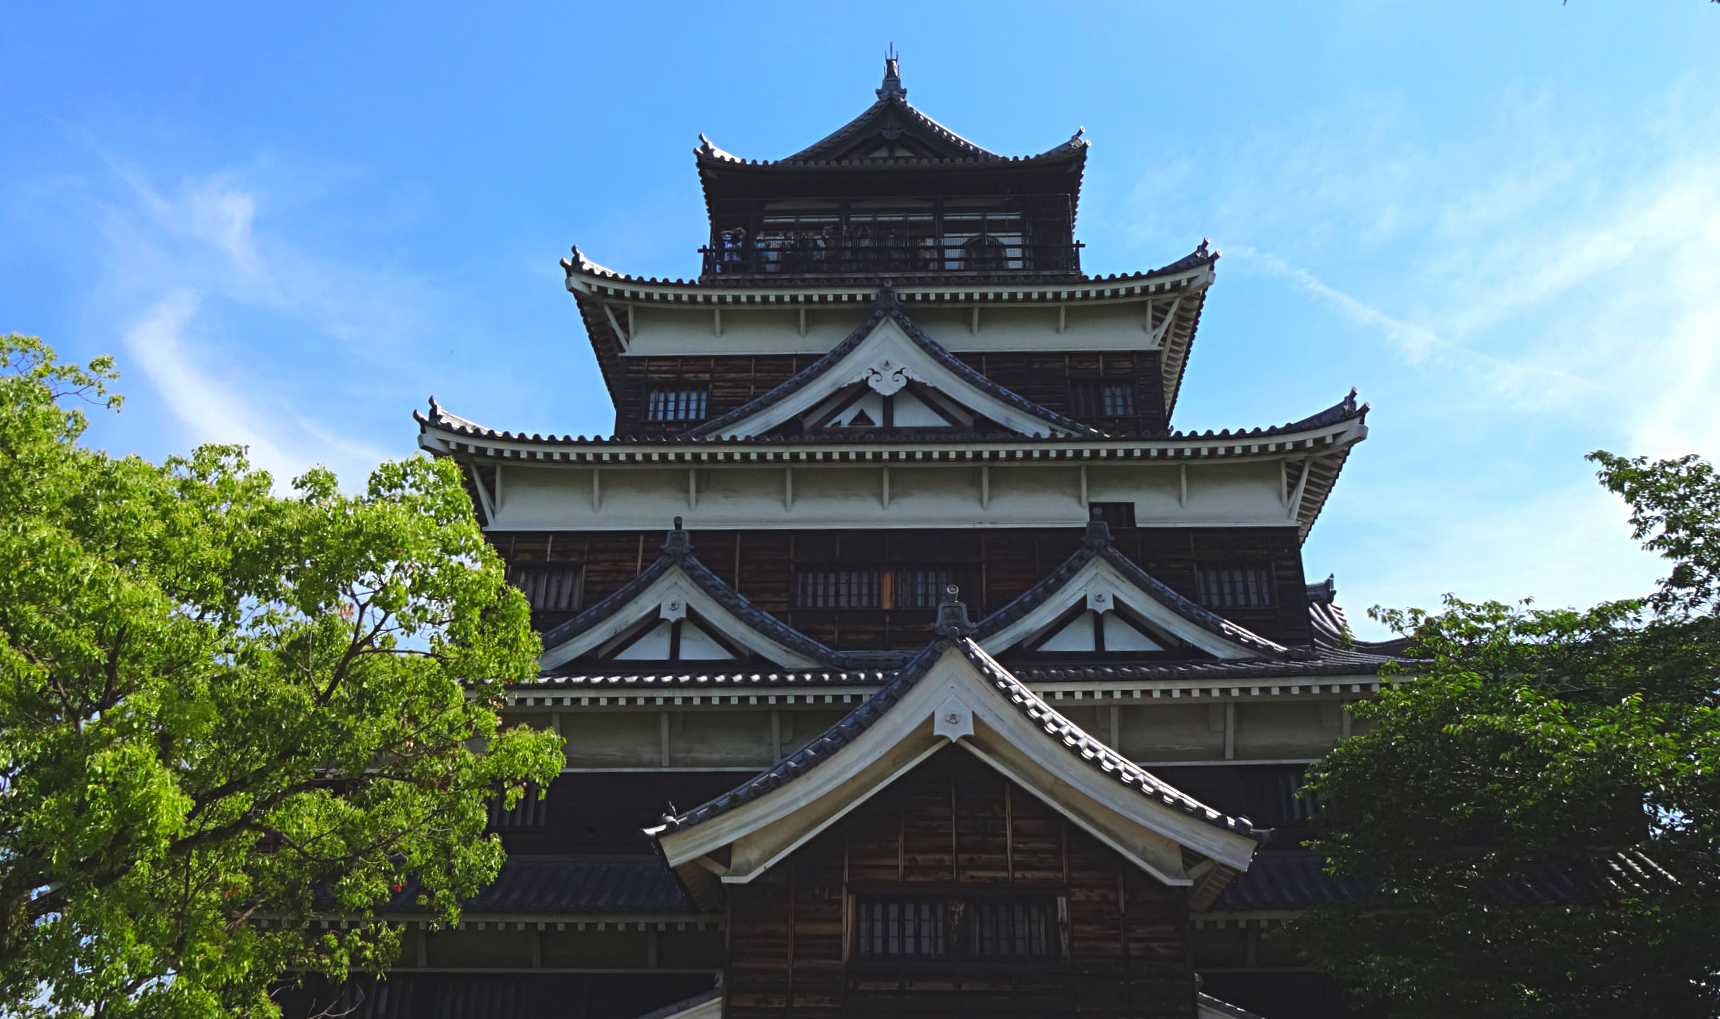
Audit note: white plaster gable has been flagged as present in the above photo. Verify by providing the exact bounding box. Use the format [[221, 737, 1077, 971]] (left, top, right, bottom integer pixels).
[[1035, 610, 1166, 653], [539, 563, 825, 670], [702, 316, 1084, 439], [652, 644, 1261, 895], [980, 555, 1273, 660]]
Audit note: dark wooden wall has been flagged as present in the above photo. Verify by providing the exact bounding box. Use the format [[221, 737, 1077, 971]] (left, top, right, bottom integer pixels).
[[612, 351, 1166, 438], [496, 526, 1311, 650], [723, 747, 1196, 1018]]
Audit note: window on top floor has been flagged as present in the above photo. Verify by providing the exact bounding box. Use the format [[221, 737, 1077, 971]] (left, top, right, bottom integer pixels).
[[1195, 564, 1276, 610], [1069, 379, 1138, 419], [646, 384, 709, 423]]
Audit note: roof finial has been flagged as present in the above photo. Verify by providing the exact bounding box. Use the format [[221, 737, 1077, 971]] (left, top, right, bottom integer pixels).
[[1084, 505, 1113, 549], [936, 584, 975, 638], [878, 45, 906, 101], [663, 517, 691, 555]]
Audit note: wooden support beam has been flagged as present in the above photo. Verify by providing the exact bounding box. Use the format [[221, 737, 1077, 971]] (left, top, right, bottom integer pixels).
[[1057, 304, 1067, 334], [797, 307, 807, 337], [1286, 456, 1313, 522], [601, 303, 631, 350], [468, 463, 497, 521], [970, 305, 980, 334], [1224, 702, 1236, 760], [591, 467, 601, 511], [784, 465, 794, 510], [880, 466, 890, 509], [1159, 297, 1182, 344], [1179, 464, 1188, 508], [1078, 464, 1088, 508], [687, 467, 697, 510], [980, 464, 990, 509], [713, 307, 723, 337]]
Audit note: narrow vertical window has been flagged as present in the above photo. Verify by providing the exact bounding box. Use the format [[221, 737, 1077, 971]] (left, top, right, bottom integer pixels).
[[646, 384, 709, 423], [1069, 379, 1138, 419], [1195, 564, 1276, 609], [509, 565, 584, 612]]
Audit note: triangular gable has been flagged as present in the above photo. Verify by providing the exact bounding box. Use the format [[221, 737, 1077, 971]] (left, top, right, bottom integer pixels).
[[687, 288, 1097, 440], [789, 97, 996, 162], [974, 518, 1297, 661], [540, 526, 854, 672], [783, 59, 999, 163], [649, 631, 1264, 911]]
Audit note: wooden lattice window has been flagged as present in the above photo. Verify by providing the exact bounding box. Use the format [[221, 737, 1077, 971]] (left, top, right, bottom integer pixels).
[[1195, 564, 1276, 609], [510, 565, 583, 612], [646, 384, 709, 423], [854, 898, 947, 959], [853, 895, 1062, 962], [794, 566, 970, 611], [488, 784, 549, 830], [1069, 379, 1137, 418], [794, 567, 882, 609], [892, 566, 960, 610]]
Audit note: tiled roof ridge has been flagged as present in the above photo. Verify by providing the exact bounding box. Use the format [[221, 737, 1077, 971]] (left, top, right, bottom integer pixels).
[[653, 639, 950, 832], [1197, 993, 1270, 1019], [560, 240, 1212, 290], [955, 638, 1267, 841], [653, 636, 1268, 845], [1211, 847, 1677, 912], [1302, 578, 1415, 663], [630, 988, 721, 1019], [415, 386, 1362, 449], [683, 285, 1100, 440], [534, 524, 864, 670], [968, 517, 1299, 661]]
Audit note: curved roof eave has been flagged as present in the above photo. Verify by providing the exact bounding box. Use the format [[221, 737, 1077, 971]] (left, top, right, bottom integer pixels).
[[649, 636, 1267, 847], [415, 388, 1363, 453], [560, 240, 1214, 297]]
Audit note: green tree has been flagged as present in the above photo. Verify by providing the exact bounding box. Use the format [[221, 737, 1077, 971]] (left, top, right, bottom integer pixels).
[[1290, 453, 1720, 1018], [0, 335, 564, 1017]]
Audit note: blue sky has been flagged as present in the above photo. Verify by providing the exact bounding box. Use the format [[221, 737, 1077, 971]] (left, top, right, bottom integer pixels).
[[4, 2, 1717, 636]]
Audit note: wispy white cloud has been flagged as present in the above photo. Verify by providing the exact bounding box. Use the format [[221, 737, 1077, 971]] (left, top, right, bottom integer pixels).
[[1147, 71, 1720, 630], [121, 290, 390, 486], [75, 156, 422, 488]]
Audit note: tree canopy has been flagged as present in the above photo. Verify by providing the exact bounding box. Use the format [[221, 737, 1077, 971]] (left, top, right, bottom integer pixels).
[[0, 335, 564, 1017], [1292, 452, 1720, 1018]]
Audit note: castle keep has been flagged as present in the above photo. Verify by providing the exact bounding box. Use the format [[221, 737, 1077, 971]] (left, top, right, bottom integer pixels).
[[292, 57, 1397, 1019]]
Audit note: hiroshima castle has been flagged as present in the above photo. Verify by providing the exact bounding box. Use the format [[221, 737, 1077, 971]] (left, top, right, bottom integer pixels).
[[286, 56, 1398, 1019]]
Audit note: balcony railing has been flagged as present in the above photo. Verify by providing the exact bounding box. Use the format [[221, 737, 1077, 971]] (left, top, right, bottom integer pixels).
[[699, 236, 1083, 279]]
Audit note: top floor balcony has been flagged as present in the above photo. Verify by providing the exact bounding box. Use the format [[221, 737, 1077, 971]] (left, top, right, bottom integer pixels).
[[698, 195, 1082, 282]]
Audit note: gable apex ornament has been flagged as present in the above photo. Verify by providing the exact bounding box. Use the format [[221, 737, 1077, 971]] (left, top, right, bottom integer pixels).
[[860, 355, 915, 396], [876, 47, 906, 100]]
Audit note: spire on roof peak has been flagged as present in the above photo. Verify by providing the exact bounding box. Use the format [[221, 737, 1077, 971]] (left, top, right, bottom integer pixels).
[[877, 46, 906, 101]]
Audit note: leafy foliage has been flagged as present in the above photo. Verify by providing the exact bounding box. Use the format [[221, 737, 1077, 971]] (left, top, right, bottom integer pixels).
[[1288, 452, 1720, 1017], [0, 335, 565, 1017]]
